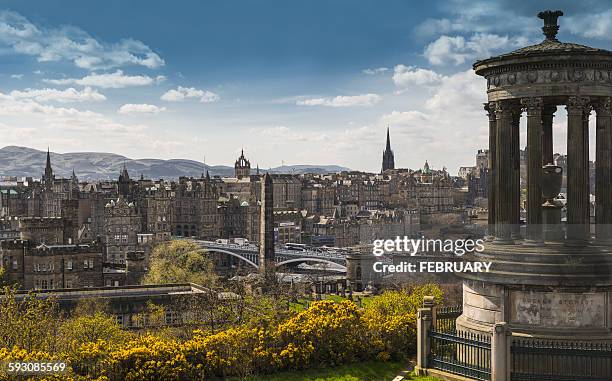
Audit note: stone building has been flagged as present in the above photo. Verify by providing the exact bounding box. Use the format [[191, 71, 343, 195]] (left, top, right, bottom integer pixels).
[[234, 149, 251, 179], [103, 197, 141, 265], [301, 183, 335, 216], [0, 240, 103, 290], [172, 176, 219, 238], [137, 181, 173, 242]]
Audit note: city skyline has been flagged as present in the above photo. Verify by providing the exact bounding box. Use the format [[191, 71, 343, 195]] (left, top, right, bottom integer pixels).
[[0, 1, 611, 172]]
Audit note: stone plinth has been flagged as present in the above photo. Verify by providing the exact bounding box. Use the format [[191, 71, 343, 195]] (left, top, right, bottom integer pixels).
[[457, 242, 612, 340]]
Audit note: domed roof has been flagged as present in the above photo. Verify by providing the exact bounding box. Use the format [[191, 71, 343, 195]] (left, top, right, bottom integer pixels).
[[503, 40, 606, 57], [474, 10, 612, 69]]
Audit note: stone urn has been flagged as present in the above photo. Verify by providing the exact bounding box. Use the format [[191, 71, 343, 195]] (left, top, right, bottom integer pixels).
[[542, 164, 563, 204]]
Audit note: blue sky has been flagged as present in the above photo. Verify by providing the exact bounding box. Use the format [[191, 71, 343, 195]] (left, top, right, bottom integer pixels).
[[1, 0, 611, 173]]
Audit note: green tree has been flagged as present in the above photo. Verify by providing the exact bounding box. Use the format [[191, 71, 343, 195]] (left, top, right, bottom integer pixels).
[[0, 287, 63, 353], [143, 240, 219, 286]]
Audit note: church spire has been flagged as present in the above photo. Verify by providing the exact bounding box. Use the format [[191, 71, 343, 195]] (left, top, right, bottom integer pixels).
[[43, 147, 53, 188], [381, 126, 395, 173]]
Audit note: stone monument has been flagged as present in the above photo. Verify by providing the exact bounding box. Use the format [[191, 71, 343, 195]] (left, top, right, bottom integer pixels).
[[460, 10, 612, 342], [259, 172, 275, 280]]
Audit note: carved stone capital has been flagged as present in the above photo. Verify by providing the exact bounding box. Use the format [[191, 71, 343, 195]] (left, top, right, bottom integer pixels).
[[484, 102, 496, 120], [593, 97, 612, 116], [521, 97, 544, 115], [566, 96, 590, 115], [494, 100, 520, 119]]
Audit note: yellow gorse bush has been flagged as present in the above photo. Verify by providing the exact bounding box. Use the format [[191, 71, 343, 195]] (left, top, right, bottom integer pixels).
[[0, 284, 441, 380]]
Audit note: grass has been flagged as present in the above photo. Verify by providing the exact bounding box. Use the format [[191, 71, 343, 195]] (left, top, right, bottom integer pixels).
[[224, 361, 405, 381]]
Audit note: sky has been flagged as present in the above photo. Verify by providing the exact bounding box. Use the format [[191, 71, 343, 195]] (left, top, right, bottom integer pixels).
[[1, 0, 612, 174]]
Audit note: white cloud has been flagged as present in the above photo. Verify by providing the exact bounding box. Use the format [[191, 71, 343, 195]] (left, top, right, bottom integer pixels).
[[566, 10, 612, 40], [296, 93, 382, 107], [424, 33, 529, 65], [160, 86, 220, 103], [362, 67, 389, 75], [9, 87, 106, 103], [374, 69, 489, 171], [392, 65, 444, 88], [44, 70, 165, 89], [0, 10, 164, 70], [118, 103, 166, 114], [10, 74, 23, 79]]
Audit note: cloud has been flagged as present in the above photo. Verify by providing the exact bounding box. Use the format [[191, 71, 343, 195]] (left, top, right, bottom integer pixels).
[[296, 93, 382, 107], [412, 1, 537, 39], [424, 33, 529, 65], [566, 10, 612, 40], [374, 69, 488, 171], [362, 67, 389, 75], [118, 103, 166, 114], [392, 65, 444, 88], [0, 10, 164, 70], [10, 74, 23, 79], [9, 87, 106, 103], [160, 86, 220, 103], [44, 70, 165, 89]]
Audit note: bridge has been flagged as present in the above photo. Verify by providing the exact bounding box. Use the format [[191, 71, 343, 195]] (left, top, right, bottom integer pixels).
[[192, 240, 348, 271]]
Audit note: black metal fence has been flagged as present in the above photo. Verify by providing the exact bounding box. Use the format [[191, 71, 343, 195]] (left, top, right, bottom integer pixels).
[[435, 305, 462, 333], [511, 339, 612, 381], [428, 328, 491, 381]]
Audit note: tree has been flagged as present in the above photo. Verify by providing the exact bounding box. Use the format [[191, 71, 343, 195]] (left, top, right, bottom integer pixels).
[[0, 287, 63, 353], [143, 240, 219, 286]]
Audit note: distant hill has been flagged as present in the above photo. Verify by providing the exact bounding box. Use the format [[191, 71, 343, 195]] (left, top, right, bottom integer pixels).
[[0, 146, 350, 180]]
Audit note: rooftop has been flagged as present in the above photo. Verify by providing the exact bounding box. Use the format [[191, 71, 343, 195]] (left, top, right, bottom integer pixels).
[[474, 9, 612, 68]]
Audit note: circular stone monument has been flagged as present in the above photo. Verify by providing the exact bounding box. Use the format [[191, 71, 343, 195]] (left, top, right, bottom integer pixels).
[[458, 10, 612, 341]]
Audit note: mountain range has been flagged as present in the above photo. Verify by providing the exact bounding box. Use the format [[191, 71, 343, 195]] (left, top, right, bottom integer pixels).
[[0, 146, 350, 180]]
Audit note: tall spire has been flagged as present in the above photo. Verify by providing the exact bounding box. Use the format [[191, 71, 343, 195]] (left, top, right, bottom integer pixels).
[[43, 147, 53, 187], [381, 126, 395, 172]]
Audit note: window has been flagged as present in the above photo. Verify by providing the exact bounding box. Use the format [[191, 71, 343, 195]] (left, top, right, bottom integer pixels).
[[66, 260, 73, 270], [84, 260, 88, 269], [12, 260, 17, 270], [89, 259, 94, 269]]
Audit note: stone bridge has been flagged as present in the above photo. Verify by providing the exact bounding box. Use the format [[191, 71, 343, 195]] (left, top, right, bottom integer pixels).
[[192, 240, 347, 271]]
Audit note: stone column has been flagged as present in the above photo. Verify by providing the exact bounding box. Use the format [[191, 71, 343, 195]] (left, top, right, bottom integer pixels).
[[485, 103, 497, 236], [595, 97, 612, 241], [491, 322, 511, 381], [494, 100, 515, 242], [541, 105, 556, 165], [522, 97, 543, 242], [511, 106, 521, 239], [259, 172, 275, 278], [566, 96, 590, 243], [415, 297, 434, 375]]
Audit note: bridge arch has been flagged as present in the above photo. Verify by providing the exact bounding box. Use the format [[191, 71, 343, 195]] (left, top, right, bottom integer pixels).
[[275, 258, 347, 271], [205, 248, 259, 269]]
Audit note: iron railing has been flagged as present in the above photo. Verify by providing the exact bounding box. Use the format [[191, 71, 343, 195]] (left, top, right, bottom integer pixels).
[[428, 328, 491, 381], [511, 339, 612, 381], [435, 305, 462, 333]]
